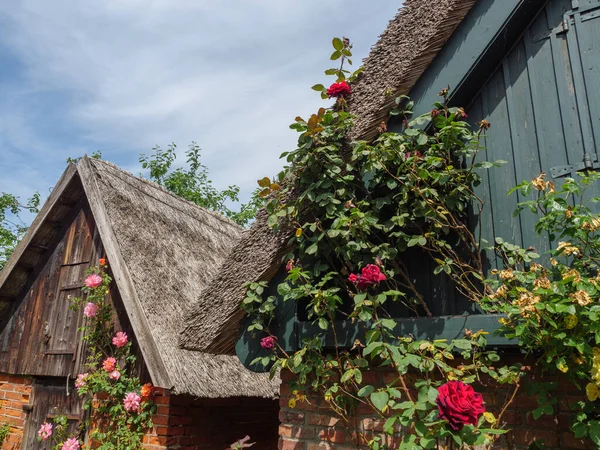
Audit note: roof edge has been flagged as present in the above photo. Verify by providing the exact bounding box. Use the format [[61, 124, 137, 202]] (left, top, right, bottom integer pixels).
[[77, 156, 173, 389], [0, 164, 78, 289]]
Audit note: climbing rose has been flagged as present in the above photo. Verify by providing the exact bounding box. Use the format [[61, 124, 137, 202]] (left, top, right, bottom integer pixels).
[[112, 331, 128, 348], [436, 380, 485, 430], [75, 373, 88, 390], [326, 81, 351, 98], [85, 273, 102, 289], [141, 383, 154, 398], [260, 336, 276, 349], [38, 422, 53, 441], [124, 392, 141, 412], [102, 357, 116, 372], [348, 264, 386, 291], [61, 438, 79, 450], [83, 302, 98, 318], [109, 370, 121, 381], [99, 258, 106, 266]]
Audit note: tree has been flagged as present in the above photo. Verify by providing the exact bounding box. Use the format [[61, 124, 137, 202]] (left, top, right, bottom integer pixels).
[[0, 192, 40, 271], [139, 142, 262, 227]]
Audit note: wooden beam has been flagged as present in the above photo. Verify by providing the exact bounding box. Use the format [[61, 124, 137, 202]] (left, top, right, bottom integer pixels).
[[297, 314, 516, 349], [0, 164, 77, 291]]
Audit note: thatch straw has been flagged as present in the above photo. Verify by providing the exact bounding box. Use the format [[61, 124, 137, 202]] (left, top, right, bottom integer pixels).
[[348, 0, 477, 141], [179, 0, 476, 354]]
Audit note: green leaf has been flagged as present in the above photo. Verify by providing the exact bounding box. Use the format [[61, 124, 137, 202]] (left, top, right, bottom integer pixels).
[[370, 391, 389, 411], [332, 37, 344, 51], [357, 385, 374, 397], [306, 243, 318, 255], [590, 421, 600, 445], [331, 51, 342, 61], [311, 84, 325, 91]]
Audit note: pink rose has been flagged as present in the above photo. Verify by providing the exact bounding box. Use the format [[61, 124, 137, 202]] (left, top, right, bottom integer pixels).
[[109, 370, 121, 381], [85, 273, 102, 289], [75, 373, 88, 390], [83, 302, 98, 318], [102, 357, 116, 372], [123, 392, 141, 412], [112, 331, 128, 348], [61, 438, 80, 450], [260, 336, 276, 350], [326, 81, 351, 98], [38, 422, 53, 441], [436, 380, 485, 430]]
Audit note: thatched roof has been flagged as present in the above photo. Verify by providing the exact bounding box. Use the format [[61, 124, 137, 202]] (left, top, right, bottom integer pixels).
[[348, 0, 477, 141], [179, 0, 477, 354], [0, 156, 278, 398]]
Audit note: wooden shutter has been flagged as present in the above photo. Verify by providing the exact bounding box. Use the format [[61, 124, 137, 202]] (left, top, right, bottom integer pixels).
[[468, 0, 600, 269]]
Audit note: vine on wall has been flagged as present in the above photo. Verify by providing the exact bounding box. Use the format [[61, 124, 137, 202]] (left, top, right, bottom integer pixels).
[[243, 38, 600, 448], [37, 260, 155, 450]]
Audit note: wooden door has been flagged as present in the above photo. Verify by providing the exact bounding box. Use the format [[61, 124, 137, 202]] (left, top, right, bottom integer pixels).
[[21, 379, 84, 450]]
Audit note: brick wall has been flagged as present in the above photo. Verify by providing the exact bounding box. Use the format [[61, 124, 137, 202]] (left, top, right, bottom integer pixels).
[[0, 373, 32, 450], [278, 369, 594, 450], [0, 372, 279, 450], [144, 388, 280, 450]]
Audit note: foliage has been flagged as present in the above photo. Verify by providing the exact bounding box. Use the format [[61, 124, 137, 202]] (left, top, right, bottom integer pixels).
[[0, 422, 10, 447], [481, 172, 600, 444], [37, 261, 155, 449], [242, 37, 600, 448], [139, 142, 263, 227], [0, 192, 40, 271], [72, 264, 155, 449]]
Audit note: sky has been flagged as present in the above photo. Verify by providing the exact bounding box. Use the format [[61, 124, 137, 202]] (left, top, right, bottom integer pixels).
[[0, 1, 401, 213]]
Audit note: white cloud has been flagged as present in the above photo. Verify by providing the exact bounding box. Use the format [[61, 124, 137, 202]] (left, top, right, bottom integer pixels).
[[0, 1, 400, 204]]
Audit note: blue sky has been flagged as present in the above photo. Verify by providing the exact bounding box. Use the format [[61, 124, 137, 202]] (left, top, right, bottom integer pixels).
[[0, 1, 400, 212]]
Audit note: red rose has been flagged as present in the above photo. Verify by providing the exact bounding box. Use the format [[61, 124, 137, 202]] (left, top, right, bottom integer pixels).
[[326, 81, 351, 98], [348, 264, 386, 291], [436, 381, 485, 430]]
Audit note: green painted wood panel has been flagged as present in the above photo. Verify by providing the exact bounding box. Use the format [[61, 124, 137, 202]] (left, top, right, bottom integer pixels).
[[465, 0, 600, 264], [297, 315, 516, 349]]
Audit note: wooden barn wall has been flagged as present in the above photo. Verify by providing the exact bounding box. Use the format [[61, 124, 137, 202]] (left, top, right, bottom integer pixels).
[[467, 0, 600, 269], [377, 0, 600, 315], [0, 203, 145, 379]]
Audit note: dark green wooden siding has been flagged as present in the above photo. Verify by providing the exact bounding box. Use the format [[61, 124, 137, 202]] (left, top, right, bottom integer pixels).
[[468, 0, 600, 267]]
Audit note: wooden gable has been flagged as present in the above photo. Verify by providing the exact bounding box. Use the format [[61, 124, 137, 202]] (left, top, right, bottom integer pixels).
[[0, 187, 140, 380]]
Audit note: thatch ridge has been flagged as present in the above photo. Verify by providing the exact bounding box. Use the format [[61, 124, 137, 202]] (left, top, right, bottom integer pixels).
[[179, 0, 477, 354], [348, 0, 476, 141]]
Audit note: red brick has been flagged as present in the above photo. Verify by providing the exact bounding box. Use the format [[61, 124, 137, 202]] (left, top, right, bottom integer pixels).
[[280, 410, 306, 425], [280, 370, 297, 382], [279, 425, 293, 438], [307, 414, 340, 427], [561, 432, 595, 450], [512, 429, 559, 447], [293, 426, 315, 440], [279, 438, 305, 450], [319, 428, 345, 443]]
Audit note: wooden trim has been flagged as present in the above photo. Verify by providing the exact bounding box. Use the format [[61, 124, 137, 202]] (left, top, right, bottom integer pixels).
[[77, 156, 172, 389], [297, 314, 515, 349], [0, 164, 77, 289]]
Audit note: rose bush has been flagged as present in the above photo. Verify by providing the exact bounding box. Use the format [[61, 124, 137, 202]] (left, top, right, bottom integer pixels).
[[242, 35, 600, 448]]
